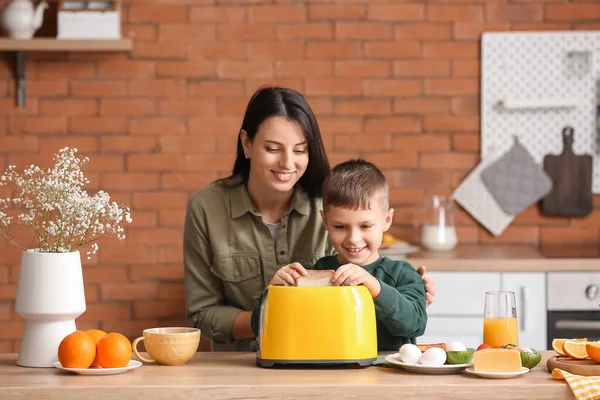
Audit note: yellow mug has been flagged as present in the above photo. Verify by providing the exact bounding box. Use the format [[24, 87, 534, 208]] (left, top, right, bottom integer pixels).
[[132, 327, 200, 366]]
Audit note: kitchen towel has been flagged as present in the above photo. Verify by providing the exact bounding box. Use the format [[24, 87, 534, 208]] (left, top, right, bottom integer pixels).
[[480, 137, 552, 215], [552, 368, 600, 400], [371, 355, 405, 370]]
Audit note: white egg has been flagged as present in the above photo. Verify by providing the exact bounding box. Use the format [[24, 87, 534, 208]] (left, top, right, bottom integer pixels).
[[419, 347, 447, 366], [445, 341, 467, 352], [398, 344, 422, 364]]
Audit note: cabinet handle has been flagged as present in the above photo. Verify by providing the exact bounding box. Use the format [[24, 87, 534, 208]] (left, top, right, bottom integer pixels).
[[519, 286, 526, 332], [555, 320, 600, 330]]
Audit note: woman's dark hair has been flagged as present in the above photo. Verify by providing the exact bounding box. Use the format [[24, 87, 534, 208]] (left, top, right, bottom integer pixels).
[[230, 86, 330, 198]]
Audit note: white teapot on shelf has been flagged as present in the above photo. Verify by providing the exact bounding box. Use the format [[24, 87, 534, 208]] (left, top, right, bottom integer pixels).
[[1, 0, 48, 39]]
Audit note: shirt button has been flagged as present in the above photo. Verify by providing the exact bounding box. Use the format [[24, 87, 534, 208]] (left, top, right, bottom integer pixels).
[[280, 251, 285, 255]]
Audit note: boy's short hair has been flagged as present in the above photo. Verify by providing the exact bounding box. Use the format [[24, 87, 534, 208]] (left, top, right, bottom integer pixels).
[[322, 159, 389, 211]]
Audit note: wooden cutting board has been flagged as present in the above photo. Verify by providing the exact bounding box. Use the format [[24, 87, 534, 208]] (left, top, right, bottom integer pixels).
[[541, 126, 593, 217], [547, 356, 600, 376]]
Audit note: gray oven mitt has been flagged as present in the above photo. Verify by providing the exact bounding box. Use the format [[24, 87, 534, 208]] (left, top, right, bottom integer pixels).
[[480, 138, 552, 215]]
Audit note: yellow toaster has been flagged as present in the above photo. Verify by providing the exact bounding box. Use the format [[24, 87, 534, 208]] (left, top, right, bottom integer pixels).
[[256, 285, 377, 367]]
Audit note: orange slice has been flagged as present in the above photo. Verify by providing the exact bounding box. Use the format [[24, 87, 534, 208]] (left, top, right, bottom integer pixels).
[[586, 342, 600, 363], [552, 339, 567, 356], [563, 341, 588, 360]]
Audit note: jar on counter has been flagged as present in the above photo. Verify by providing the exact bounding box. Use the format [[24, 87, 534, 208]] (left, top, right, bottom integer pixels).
[[421, 195, 458, 251]]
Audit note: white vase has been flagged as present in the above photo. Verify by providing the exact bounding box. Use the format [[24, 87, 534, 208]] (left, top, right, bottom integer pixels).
[[15, 250, 86, 368]]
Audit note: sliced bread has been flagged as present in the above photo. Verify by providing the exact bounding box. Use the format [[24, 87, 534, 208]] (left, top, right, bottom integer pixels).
[[295, 270, 335, 287]]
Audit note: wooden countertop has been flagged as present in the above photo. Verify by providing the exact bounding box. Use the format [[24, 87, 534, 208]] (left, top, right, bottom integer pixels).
[[0, 351, 572, 400], [389, 244, 600, 271]]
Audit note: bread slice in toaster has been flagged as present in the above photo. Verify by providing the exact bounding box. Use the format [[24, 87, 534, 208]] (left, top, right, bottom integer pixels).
[[295, 270, 335, 287]]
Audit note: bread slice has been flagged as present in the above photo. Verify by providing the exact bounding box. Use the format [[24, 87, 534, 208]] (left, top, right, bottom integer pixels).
[[416, 343, 447, 352], [295, 270, 335, 287]]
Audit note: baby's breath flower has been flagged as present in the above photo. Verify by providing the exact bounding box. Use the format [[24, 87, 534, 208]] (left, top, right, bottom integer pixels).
[[0, 147, 132, 254]]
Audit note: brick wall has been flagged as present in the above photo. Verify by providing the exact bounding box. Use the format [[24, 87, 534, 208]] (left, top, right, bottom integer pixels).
[[0, 0, 598, 352]]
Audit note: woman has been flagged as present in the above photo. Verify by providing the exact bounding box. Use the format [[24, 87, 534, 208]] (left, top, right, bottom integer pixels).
[[183, 87, 435, 351]]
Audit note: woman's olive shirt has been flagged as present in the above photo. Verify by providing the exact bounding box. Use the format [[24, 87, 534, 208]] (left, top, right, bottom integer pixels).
[[183, 177, 334, 351]]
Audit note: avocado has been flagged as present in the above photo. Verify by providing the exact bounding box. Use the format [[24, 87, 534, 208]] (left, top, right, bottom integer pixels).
[[446, 349, 475, 365]]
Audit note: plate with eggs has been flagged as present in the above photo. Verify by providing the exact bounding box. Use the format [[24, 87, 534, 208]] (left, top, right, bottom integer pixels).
[[385, 341, 474, 374]]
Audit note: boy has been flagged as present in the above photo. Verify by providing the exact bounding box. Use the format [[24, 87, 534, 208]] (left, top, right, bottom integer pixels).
[[252, 159, 427, 351]]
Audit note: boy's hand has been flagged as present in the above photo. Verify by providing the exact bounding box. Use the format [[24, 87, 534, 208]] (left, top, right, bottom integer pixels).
[[416, 265, 435, 306], [269, 262, 307, 286], [331, 263, 381, 298]]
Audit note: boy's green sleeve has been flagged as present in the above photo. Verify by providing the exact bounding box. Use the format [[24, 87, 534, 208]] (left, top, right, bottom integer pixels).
[[373, 265, 427, 337]]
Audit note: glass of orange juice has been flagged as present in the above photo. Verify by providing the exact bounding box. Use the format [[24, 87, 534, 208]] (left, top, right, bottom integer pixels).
[[483, 291, 519, 347]]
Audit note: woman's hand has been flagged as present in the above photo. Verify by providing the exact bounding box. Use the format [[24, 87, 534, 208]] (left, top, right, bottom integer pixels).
[[416, 265, 436, 307], [331, 263, 381, 298], [269, 262, 307, 286]]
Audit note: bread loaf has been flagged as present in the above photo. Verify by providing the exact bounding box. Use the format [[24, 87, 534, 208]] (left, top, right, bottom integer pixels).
[[295, 270, 335, 287]]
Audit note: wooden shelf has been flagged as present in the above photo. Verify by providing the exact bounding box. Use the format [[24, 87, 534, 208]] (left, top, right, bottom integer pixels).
[[0, 38, 132, 52]]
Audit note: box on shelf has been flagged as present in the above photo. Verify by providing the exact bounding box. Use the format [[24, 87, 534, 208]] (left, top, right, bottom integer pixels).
[[57, 0, 121, 39]]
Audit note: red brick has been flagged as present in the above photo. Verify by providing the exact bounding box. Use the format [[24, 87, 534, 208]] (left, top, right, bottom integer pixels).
[[83, 267, 128, 284], [103, 320, 159, 342], [306, 97, 334, 115], [161, 172, 219, 190], [157, 282, 185, 300], [128, 154, 182, 172], [452, 96, 479, 115], [181, 154, 236, 172], [99, 244, 158, 265], [541, 227, 600, 245], [249, 78, 305, 96], [101, 100, 157, 116], [334, 99, 391, 116], [394, 23, 451, 40], [420, 152, 478, 169], [132, 42, 187, 59], [79, 304, 131, 321], [188, 116, 240, 135], [424, 42, 479, 59], [130, 118, 187, 136], [128, 211, 158, 229], [102, 282, 159, 301], [217, 98, 247, 117], [319, 117, 362, 135], [38, 137, 98, 153], [424, 115, 479, 132], [97, 61, 155, 78], [9, 117, 67, 135], [86, 155, 125, 172], [363, 41, 421, 59], [307, 42, 361, 59], [156, 61, 216, 78], [122, 24, 157, 41], [129, 229, 182, 246], [452, 134, 480, 152], [129, 5, 188, 23], [0, 341, 12, 352], [428, 4, 483, 22], [248, 5, 306, 22], [0, 285, 17, 300], [158, 209, 186, 227], [190, 6, 246, 23], [305, 78, 363, 96], [245, 42, 305, 60], [188, 43, 246, 61], [452, 60, 480, 78], [218, 61, 273, 79], [134, 300, 185, 319], [129, 80, 186, 99], [368, 152, 421, 169], [364, 117, 421, 134], [512, 207, 570, 227], [132, 192, 189, 210], [160, 136, 217, 154], [71, 117, 127, 134], [217, 24, 275, 41], [36, 62, 95, 79], [39, 100, 98, 116], [486, 4, 543, 22], [546, 4, 600, 21], [276, 61, 333, 78], [71, 80, 127, 97], [454, 23, 510, 40], [389, 188, 426, 206], [277, 23, 333, 40], [425, 79, 479, 95], [0, 99, 38, 115], [335, 22, 392, 40], [0, 303, 9, 320], [7, 80, 68, 97], [101, 173, 160, 190], [367, 4, 424, 21], [335, 133, 391, 151], [363, 79, 421, 97], [0, 321, 23, 339], [160, 99, 217, 116], [130, 264, 185, 282], [394, 134, 451, 152], [335, 60, 391, 77], [393, 98, 450, 114], [188, 80, 245, 97], [309, 4, 366, 20], [393, 60, 450, 77]]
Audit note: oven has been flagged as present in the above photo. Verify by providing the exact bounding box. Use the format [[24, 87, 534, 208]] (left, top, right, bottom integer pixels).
[[547, 272, 600, 350]]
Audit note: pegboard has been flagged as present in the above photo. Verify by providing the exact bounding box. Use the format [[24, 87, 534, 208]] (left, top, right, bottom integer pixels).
[[481, 31, 600, 192]]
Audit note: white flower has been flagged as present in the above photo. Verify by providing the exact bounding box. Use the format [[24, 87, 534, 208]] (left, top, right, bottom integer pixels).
[[0, 147, 132, 254]]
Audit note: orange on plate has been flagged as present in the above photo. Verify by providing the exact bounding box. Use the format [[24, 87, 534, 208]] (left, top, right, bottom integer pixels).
[[586, 342, 600, 363], [563, 340, 588, 360], [96, 332, 132, 368], [58, 331, 96, 369], [85, 329, 107, 367]]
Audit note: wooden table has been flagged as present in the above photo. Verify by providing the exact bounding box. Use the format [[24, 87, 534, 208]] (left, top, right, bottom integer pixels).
[[0, 351, 574, 400]]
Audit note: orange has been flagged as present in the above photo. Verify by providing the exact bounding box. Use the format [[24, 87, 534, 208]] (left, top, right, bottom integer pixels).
[[563, 340, 588, 360], [85, 329, 107, 367], [96, 332, 132, 368], [58, 330, 96, 369], [552, 338, 587, 356], [586, 342, 600, 363]]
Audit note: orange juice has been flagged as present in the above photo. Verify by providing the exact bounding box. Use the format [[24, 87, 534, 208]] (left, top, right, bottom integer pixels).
[[483, 317, 519, 347]]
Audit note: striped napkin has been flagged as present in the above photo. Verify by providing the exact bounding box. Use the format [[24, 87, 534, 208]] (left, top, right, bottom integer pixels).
[[552, 368, 600, 400]]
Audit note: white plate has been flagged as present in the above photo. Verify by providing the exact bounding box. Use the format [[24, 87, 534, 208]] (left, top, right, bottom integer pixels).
[[380, 243, 420, 256], [384, 353, 472, 374], [53, 360, 142, 375], [465, 367, 529, 379]]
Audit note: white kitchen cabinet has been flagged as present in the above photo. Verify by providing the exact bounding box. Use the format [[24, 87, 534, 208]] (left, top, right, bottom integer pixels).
[[417, 271, 546, 350]]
